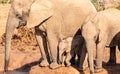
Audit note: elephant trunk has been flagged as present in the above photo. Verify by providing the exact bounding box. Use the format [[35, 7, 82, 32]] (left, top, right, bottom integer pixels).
[[4, 9, 18, 72]]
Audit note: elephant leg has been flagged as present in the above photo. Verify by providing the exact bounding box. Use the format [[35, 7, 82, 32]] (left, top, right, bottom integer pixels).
[[78, 45, 88, 71], [76, 54, 80, 66], [95, 41, 106, 73], [70, 51, 76, 65], [83, 53, 88, 70], [61, 54, 66, 66], [85, 39, 95, 74], [35, 29, 49, 67], [47, 33, 61, 69], [107, 46, 116, 65], [118, 44, 120, 51], [65, 52, 72, 66]]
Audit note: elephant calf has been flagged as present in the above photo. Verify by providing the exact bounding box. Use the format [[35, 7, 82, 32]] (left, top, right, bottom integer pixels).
[[58, 35, 88, 70], [82, 8, 120, 73]]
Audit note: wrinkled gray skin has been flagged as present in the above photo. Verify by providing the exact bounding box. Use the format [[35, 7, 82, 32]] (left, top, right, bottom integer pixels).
[[82, 8, 120, 73], [5, 0, 97, 73], [58, 35, 88, 70]]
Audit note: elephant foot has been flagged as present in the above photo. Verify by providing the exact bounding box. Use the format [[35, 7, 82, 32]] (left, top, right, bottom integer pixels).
[[66, 62, 71, 67], [61, 63, 65, 67], [39, 59, 49, 67], [90, 71, 94, 74], [95, 68, 103, 73], [106, 60, 116, 66], [49, 62, 61, 69], [70, 58, 76, 65], [78, 67, 87, 71], [78, 64, 88, 71], [78, 60, 88, 71]]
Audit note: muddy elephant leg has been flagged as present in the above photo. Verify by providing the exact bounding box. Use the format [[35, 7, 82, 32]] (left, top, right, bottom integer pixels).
[[107, 46, 116, 65], [118, 44, 120, 51], [95, 41, 106, 73], [78, 45, 88, 71], [35, 28, 49, 67], [47, 33, 61, 69], [70, 51, 76, 65], [76, 54, 80, 66]]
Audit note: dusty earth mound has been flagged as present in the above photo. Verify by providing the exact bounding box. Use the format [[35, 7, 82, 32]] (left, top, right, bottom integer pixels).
[[1, 27, 37, 50]]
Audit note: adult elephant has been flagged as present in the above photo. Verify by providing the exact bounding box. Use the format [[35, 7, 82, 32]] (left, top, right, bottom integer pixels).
[[82, 8, 120, 73], [4, 0, 97, 73]]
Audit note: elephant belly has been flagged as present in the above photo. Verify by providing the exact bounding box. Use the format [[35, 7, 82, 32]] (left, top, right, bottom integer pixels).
[[61, 10, 87, 37], [106, 32, 120, 47], [50, 0, 97, 37]]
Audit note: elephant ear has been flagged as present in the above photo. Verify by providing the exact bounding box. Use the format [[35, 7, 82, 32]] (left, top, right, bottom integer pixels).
[[27, 0, 53, 28]]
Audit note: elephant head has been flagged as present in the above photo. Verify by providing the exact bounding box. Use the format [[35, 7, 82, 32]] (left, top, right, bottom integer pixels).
[[58, 37, 73, 63], [4, 0, 53, 72]]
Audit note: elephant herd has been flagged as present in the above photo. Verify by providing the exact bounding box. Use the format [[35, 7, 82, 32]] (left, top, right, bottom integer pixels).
[[4, 0, 120, 74]]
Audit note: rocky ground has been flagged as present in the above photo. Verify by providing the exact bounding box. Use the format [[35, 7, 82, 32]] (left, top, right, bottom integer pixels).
[[0, 3, 120, 74]]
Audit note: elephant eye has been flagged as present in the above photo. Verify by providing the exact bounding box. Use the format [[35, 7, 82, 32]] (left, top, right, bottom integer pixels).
[[16, 13, 22, 19]]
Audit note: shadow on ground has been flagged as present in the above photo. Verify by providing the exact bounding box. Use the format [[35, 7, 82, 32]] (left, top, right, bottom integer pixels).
[[103, 62, 120, 74]]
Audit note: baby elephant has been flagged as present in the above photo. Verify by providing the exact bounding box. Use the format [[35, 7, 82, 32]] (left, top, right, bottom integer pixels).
[[58, 35, 88, 70]]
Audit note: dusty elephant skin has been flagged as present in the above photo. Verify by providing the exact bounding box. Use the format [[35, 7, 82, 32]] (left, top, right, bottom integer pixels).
[[58, 35, 88, 70], [4, 0, 97, 74], [82, 8, 120, 73]]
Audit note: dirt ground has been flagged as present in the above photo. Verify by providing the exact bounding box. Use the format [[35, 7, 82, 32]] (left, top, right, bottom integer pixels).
[[0, 4, 120, 74]]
